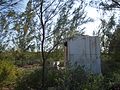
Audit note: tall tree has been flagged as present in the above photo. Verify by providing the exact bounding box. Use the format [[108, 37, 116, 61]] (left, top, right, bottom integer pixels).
[[109, 25, 120, 61], [0, 9, 17, 50], [14, 0, 37, 52], [31, 0, 92, 89], [0, 0, 92, 89], [0, 0, 38, 51], [89, 0, 120, 54], [98, 15, 116, 53]]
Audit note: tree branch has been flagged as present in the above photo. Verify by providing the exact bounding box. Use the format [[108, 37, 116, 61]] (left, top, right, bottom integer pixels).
[[42, 0, 56, 13], [112, 0, 120, 7], [0, 0, 21, 11], [40, 0, 46, 89], [46, 30, 66, 58]]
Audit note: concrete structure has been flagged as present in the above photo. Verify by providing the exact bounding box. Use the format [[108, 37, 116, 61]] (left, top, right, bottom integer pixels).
[[64, 35, 101, 74]]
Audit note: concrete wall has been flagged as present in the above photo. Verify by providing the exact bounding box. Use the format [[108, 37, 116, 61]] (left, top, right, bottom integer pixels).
[[67, 35, 101, 74]]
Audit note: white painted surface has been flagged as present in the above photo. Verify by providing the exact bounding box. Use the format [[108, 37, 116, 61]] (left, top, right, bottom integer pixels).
[[67, 35, 101, 74]]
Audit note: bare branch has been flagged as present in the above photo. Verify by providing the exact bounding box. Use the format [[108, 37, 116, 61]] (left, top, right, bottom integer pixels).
[[0, 0, 21, 11], [42, 0, 56, 13], [44, 1, 61, 23], [45, 0, 70, 23], [112, 0, 120, 7], [45, 29, 66, 58]]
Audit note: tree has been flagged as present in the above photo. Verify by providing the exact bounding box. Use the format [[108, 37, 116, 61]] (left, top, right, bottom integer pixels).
[[89, 0, 120, 10], [0, 0, 38, 52], [97, 15, 116, 53], [0, 9, 17, 51], [109, 25, 120, 61], [0, 0, 23, 11], [99, 0, 120, 10], [90, 0, 120, 62], [0, 0, 92, 89], [14, 0, 37, 52], [31, 0, 92, 89]]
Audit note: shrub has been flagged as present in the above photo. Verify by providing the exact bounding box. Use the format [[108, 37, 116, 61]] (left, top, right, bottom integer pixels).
[[0, 60, 22, 89], [15, 68, 65, 90], [15, 65, 120, 90], [15, 66, 87, 90], [82, 75, 104, 90], [0, 52, 14, 61], [64, 66, 87, 90]]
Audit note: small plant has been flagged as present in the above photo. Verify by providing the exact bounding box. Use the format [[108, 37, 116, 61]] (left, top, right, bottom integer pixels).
[[15, 68, 65, 90], [0, 60, 22, 89], [15, 66, 87, 90]]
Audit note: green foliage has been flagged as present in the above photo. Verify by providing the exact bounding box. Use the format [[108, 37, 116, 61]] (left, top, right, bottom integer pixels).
[[0, 60, 22, 88], [98, 15, 116, 53], [0, 51, 42, 67], [101, 55, 120, 89], [48, 49, 64, 61], [82, 75, 104, 90], [15, 68, 65, 90], [62, 66, 86, 90], [0, 51, 16, 62], [15, 69, 42, 90], [14, 66, 98, 90], [108, 26, 120, 61], [15, 65, 120, 90]]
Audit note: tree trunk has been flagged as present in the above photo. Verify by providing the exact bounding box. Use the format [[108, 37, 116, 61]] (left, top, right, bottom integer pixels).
[[40, 0, 46, 89]]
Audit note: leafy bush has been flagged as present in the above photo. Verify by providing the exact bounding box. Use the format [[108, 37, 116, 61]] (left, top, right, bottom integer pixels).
[[82, 75, 104, 90], [15, 65, 120, 90], [15, 69, 42, 90], [0, 60, 22, 88], [15, 66, 87, 90], [15, 67, 65, 90], [0, 52, 14, 61], [64, 66, 87, 90]]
